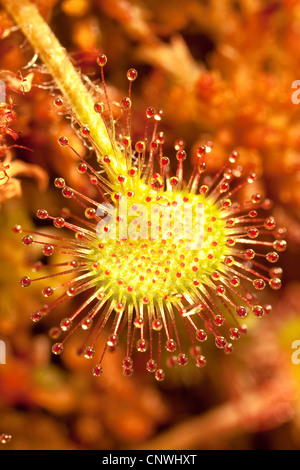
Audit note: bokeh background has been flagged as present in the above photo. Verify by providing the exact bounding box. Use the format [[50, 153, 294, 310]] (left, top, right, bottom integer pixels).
[[1, 0, 300, 450]]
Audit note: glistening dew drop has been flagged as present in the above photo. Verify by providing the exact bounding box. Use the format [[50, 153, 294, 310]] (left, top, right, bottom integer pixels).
[[16, 56, 286, 381]]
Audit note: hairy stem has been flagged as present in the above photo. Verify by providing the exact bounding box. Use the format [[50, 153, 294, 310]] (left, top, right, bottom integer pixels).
[[1, 0, 124, 176]]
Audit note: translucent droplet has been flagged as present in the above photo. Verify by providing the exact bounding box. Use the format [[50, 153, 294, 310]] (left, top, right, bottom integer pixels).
[[264, 216, 276, 230], [42, 286, 54, 297], [122, 135, 131, 147], [274, 227, 286, 239], [219, 182, 229, 193], [224, 343, 233, 355], [36, 209, 49, 219], [221, 198, 232, 208], [136, 338, 148, 352], [135, 141, 145, 153], [146, 359, 157, 373], [189, 345, 201, 358], [229, 327, 240, 340], [165, 339, 177, 352], [226, 218, 235, 227], [215, 336, 227, 349], [83, 346, 95, 359], [67, 286, 76, 296], [121, 97, 131, 109], [273, 239, 287, 252], [263, 304, 272, 315], [247, 172, 257, 183], [195, 355, 207, 368], [31, 311, 42, 323], [117, 174, 126, 185], [75, 231, 84, 240], [54, 178, 65, 188], [248, 210, 257, 218], [128, 166, 137, 177], [107, 334, 118, 347], [253, 278, 266, 290], [176, 150, 187, 161], [102, 155, 111, 164], [20, 276, 31, 287], [122, 357, 133, 368], [62, 187, 73, 198], [196, 329, 207, 342], [122, 366, 134, 377], [134, 317, 143, 328], [60, 317, 72, 331], [226, 238, 236, 247], [94, 101, 105, 114], [127, 68, 138, 81], [214, 314, 224, 326], [224, 255, 235, 265], [49, 327, 61, 340], [81, 316, 93, 330], [247, 228, 259, 239], [53, 97, 63, 108], [269, 277, 282, 290], [236, 306, 247, 318], [252, 305, 264, 317], [52, 342, 63, 355], [239, 324, 248, 335], [146, 107, 155, 119], [199, 184, 209, 194], [54, 217, 65, 228], [42, 245, 54, 256], [161, 157, 170, 167], [97, 54, 107, 66], [33, 261, 43, 272], [217, 285, 226, 296], [152, 319, 163, 331], [229, 151, 239, 163], [230, 276, 240, 287], [92, 364, 103, 377], [81, 126, 90, 137], [115, 302, 124, 312], [12, 224, 22, 233], [266, 252, 279, 263], [154, 110, 163, 121], [85, 208, 96, 219], [197, 145, 207, 157], [0, 434, 12, 444], [155, 369, 165, 381], [169, 176, 178, 187], [269, 266, 283, 278], [22, 235, 33, 245], [251, 193, 262, 204], [58, 136, 69, 147], [177, 353, 188, 366]]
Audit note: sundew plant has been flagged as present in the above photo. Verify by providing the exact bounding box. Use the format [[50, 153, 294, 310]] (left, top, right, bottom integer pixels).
[[3, 0, 286, 381]]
